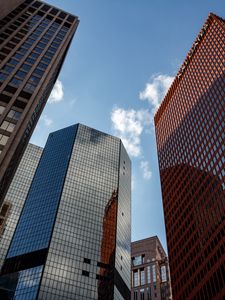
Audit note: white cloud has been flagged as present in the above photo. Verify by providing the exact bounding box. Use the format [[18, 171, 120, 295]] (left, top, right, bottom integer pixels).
[[111, 108, 151, 157], [139, 74, 174, 111], [49, 79, 64, 103], [140, 160, 152, 180], [41, 114, 53, 127]]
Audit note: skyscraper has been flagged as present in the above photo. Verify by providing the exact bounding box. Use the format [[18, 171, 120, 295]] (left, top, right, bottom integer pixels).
[[154, 14, 225, 299], [0, 0, 25, 19], [0, 124, 131, 299], [0, 0, 79, 206], [0, 143, 42, 269], [131, 236, 172, 300]]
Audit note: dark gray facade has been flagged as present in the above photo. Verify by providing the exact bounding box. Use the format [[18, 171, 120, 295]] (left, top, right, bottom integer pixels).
[[0, 0, 79, 207], [0, 124, 131, 299]]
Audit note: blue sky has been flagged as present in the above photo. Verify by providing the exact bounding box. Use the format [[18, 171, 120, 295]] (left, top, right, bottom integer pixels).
[[31, 0, 224, 251]]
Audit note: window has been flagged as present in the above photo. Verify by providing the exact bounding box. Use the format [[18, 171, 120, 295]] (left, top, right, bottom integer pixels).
[[8, 58, 18, 66], [18, 47, 27, 54], [7, 109, 21, 121], [33, 68, 44, 77], [0, 202, 12, 235], [41, 57, 51, 64], [9, 78, 22, 87], [30, 52, 39, 59], [0, 134, 9, 145], [0, 72, 8, 82], [29, 76, 40, 85], [0, 121, 15, 132], [132, 255, 144, 266], [83, 258, 91, 264], [38, 62, 47, 70], [26, 57, 35, 64], [161, 265, 167, 282], [147, 266, 151, 283], [33, 47, 43, 54], [37, 42, 46, 49], [14, 53, 23, 60], [82, 270, 89, 277], [140, 289, 144, 300], [24, 83, 36, 92], [16, 70, 27, 79], [133, 270, 139, 287], [0, 106, 5, 114], [3, 65, 13, 73], [133, 291, 138, 300], [146, 287, 151, 300], [21, 63, 32, 72], [152, 264, 156, 282], [140, 268, 145, 285]]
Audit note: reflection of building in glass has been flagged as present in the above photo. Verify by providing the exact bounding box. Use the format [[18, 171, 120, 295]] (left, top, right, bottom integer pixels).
[[0, 124, 131, 299], [0, 143, 42, 269], [131, 236, 172, 300], [0, 0, 79, 207], [98, 189, 118, 299], [154, 14, 225, 300]]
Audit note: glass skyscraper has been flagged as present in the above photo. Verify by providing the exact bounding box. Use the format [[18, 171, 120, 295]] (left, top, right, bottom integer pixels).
[[0, 143, 42, 269], [0, 124, 131, 300], [0, 0, 79, 206]]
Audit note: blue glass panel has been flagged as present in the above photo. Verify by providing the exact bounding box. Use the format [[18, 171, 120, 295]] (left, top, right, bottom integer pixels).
[[0, 266, 43, 299], [7, 125, 78, 258]]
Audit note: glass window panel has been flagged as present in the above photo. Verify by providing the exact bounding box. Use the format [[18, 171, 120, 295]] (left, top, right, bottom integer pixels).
[[140, 268, 145, 285], [147, 266, 151, 283], [133, 270, 139, 287], [152, 264, 156, 282], [161, 265, 167, 282], [3, 65, 13, 74], [0, 72, 8, 81], [0, 135, 9, 145], [0, 106, 5, 114]]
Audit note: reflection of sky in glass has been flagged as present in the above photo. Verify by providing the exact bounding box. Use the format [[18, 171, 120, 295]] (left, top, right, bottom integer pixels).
[[14, 266, 43, 299], [7, 125, 77, 258]]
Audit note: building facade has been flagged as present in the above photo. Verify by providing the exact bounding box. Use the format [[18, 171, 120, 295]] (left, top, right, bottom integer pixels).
[[154, 14, 225, 299], [0, 0, 25, 19], [0, 0, 79, 206], [0, 143, 42, 268], [0, 124, 131, 299], [131, 236, 172, 300]]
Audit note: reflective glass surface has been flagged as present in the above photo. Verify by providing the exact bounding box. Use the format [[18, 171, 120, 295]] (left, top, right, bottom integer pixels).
[[0, 266, 43, 299], [7, 125, 77, 258], [0, 124, 131, 299], [39, 124, 131, 299], [0, 144, 42, 268]]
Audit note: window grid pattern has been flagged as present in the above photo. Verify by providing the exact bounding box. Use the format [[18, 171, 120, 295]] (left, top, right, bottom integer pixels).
[[154, 14, 225, 300], [0, 144, 42, 268], [0, 265, 43, 299], [0, 1, 77, 158], [0, 0, 79, 222], [39, 124, 131, 299], [7, 126, 77, 258]]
